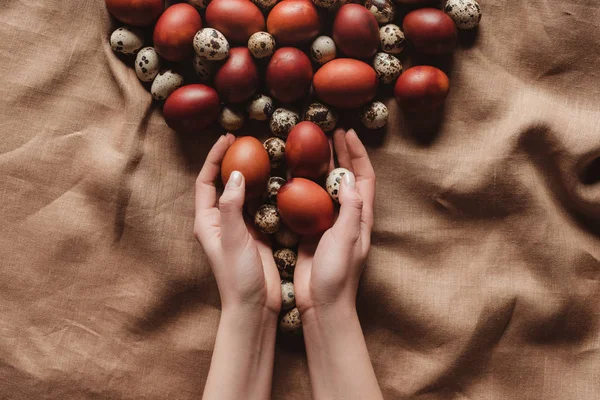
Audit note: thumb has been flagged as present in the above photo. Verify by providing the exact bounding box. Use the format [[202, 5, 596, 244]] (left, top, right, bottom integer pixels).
[[219, 170, 249, 248], [331, 171, 363, 245]]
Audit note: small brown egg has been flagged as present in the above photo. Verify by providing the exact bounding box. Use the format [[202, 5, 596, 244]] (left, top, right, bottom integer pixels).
[[310, 35, 336, 65], [105, 0, 163, 27], [394, 65, 450, 111], [163, 84, 220, 132], [359, 101, 388, 129], [263, 137, 286, 169], [214, 47, 259, 103], [110, 26, 144, 55], [304, 102, 337, 132], [255, 204, 281, 234], [333, 4, 379, 59], [248, 31, 276, 59], [285, 122, 330, 180], [248, 94, 275, 121], [403, 8, 457, 55], [267, 0, 321, 45], [153, 3, 203, 62], [281, 280, 296, 310], [365, 0, 395, 24], [274, 248, 297, 279], [379, 24, 405, 55], [267, 177, 286, 204], [277, 178, 335, 235], [193, 28, 230, 61], [266, 47, 313, 103], [372, 52, 403, 85], [274, 226, 300, 248], [279, 307, 302, 333], [205, 0, 265, 43], [270, 108, 300, 138], [219, 107, 245, 131], [221, 136, 271, 199], [325, 167, 351, 202]]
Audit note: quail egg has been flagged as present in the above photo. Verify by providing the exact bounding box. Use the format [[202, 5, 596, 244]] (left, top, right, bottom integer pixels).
[[326, 168, 351, 203], [193, 54, 214, 81], [193, 28, 230, 61], [328, 0, 349, 12], [360, 101, 388, 130], [304, 102, 337, 132], [281, 280, 296, 310], [247, 94, 275, 121], [267, 177, 286, 204], [312, 0, 336, 8], [365, 0, 395, 24], [310, 36, 336, 65], [255, 204, 281, 234], [373, 52, 403, 84], [219, 107, 245, 131], [270, 108, 300, 138], [248, 32, 276, 59], [274, 248, 297, 279], [444, 0, 482, 30], [280, 307, 302, 334], [110, 26, 144, 55], [263, 137, 286, 169], [252, 0, 278, 11], [151, 69, 183, 101], [135, 47, 161, 82], [188, 0, 211, 10], [379, 24, 405, 55], [274, 226, 300, 248]]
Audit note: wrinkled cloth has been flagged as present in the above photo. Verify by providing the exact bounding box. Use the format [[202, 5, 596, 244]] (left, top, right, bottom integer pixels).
[[1, 0, 599, 399]]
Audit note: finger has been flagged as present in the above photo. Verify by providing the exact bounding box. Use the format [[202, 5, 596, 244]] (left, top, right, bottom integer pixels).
[[328, 138, 336, 173], [219, 171, 250, 248], [225, 132, 236, 146], [345, 129, 375, 229], [195, 135, 230, 213], [333, 128, 352, 170], [331, 171, 363, 246]]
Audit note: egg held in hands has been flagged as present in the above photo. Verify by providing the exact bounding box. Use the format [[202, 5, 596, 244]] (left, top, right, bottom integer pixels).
[[221, 137, 271, 199], [277, 178, 334, 236], [285, 121, 330, 180]]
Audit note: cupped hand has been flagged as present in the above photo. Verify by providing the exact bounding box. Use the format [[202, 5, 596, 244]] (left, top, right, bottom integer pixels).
[[194, 134, 282, 316], [294, 129, 376, 315]]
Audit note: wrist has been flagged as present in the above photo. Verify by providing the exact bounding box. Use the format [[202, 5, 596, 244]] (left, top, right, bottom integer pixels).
[[300, 302, 358, 335], [220, 304, 279, 332]]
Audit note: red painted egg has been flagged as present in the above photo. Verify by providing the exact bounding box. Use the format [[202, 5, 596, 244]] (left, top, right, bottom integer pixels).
[[221, 137, 271, 199], [214, 47, 259, 103], [285, 121, 330, 180], [105, 0, 164, 27], [277, 178, 335, 236], [312, 58, 378, 109], [333, 4, 379, 59], [153, 3, 202, 61], [206, 0, 265, 43], [403, 8, 457, 55], [267, 0, 321, 45], [266, 48, 313, 104], [394, 65, 450, 111], [163, 84, 220, 133]]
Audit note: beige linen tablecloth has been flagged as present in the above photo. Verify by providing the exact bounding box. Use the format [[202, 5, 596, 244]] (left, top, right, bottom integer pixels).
[[1, 0, 599, 398]]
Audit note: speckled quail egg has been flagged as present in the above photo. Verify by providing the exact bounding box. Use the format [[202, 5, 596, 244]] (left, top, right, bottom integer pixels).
[[327, 0, 349, 12], [365, 0, 395, 24], [274, 248, 297, 279], [445, 0, 482, 30], [135, 47, 161, 82], [193, 28, 230, 61], [219, 107, 245, 131], [247, 94, 275, 121], [110, 26, 144, 55], [379, 24, 405, 55], [263, 137, 286, 169], [372, 52, 403, 84], [267, 177, 286, 204], [281, 280, 296, 310], [188, 0, 211, 10], [310, 36, 336, 65], [255, 204, 281, 234], [274, 226, 300, 248], [252, 0, 278, 11], [326, 168, 351, 203], [304, 102, 337, 132], [270, 108, 300, 138], [151, 69, 183, 101], [193, 54, 214, 81], [248, 32, 276, 59], [360, 101, 388, 130], [312, 0, 336, 8], [280, 307, 302, 334]]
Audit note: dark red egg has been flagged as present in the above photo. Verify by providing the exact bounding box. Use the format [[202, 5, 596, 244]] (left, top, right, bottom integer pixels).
[[266, 48, 313, 104], [221, 137, 271, 199], [206, 0, 265, 43], [285, 121, 330, 180], [163, 84, 220, 133], [394, 65, 450, 111], [267, 0, 321, 45], [312, 58, 378, 109], [153, 3, 202, 61], [333, 4, 379, 59], [214, 47, 259, 103], [277, 178, 335, 236], [403, 8, 457, 55], [105, 0, 164, 26]]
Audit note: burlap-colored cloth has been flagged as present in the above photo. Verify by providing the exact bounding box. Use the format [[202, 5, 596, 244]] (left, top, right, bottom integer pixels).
[[1, 0, 599, 398]]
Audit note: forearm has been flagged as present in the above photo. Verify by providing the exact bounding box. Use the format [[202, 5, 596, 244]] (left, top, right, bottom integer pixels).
[[302, 304, 383, 400], [203, 307, 278, 400]]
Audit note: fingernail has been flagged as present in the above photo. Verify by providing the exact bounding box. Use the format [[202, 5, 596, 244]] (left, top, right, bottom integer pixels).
[[343, 171, 356, 189], [227, 171, 243, 187], [347, 129, 358, 138]]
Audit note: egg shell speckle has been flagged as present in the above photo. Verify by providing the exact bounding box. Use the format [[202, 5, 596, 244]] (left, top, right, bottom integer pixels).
[[274, 248, 297, 278], [310, 36, 336, 65], [247, 94, 275, 121], [219, 107, 245, 131], [255, 204, 281, 234], [312, 0, 336, 8], [270, 108, 300, 139], [365, 0, 395, 24], [188, 0, 211, 10], [360, 101, 388, 129], [252, 0, 277, 11], [373, 52, 403, 85], [326, 168, 351, 202], [304, 102, 337, 132], [151, 69, 184, 101], [267, 176, 286, 204], [111, 26, 144, 55], [280, 307, 302, 333], [379, 24, 405, 55], [281, 280, 296, 310], [193, 54, 214, 81], [274, 226, 300, 248], [135, 47, 161, 82], [263, 137, 286, 169], [193, 28, 230, 61], [444, 0, 482, 30], [248, 32, 276, 59]]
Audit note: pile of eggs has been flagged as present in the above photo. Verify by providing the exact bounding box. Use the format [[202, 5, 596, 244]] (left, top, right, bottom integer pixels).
[[106, 0, 482, 334]]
